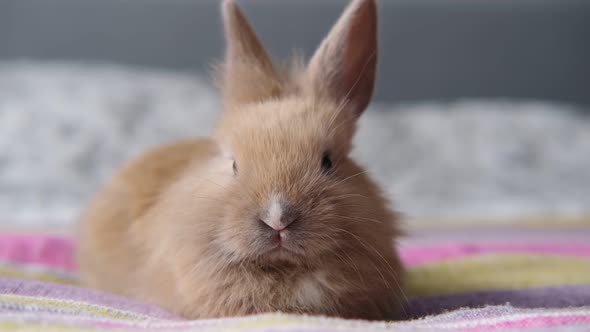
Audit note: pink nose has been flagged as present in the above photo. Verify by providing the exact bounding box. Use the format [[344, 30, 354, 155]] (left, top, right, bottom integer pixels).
[[259, 198, 298, 231], [259, 217, 292, 231]]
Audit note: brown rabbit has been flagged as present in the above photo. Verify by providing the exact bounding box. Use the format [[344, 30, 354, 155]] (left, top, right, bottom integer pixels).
[[77, 0, 404, 320]]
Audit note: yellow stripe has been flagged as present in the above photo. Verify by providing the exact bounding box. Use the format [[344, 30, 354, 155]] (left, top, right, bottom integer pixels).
[[0, 322, 97, 332], [0, 317, 389, 332], [0, 294, 146, 321], [0, 267, 76, 286], [406, 254, 590, 297], [407, 215, 590, 231]]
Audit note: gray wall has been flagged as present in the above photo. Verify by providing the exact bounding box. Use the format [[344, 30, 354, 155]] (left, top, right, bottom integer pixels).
[[1, 0, 589, 104]]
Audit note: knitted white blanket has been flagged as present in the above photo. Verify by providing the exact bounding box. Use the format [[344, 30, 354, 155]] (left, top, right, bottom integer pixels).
[[1, 61, 589, 227]]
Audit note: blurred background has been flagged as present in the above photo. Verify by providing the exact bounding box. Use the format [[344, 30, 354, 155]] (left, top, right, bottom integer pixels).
[[0, 0, 589, 229]]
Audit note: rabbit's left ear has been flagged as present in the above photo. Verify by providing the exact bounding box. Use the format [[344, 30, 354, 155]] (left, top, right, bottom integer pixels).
[[305, 0, 378, 117], [221, 0, 283, 107]]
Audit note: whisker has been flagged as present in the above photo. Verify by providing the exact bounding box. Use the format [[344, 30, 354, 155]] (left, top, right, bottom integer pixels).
[[322, 214, 384, 225], [332, 227, 409, 310], [329, 170, 369, 189]]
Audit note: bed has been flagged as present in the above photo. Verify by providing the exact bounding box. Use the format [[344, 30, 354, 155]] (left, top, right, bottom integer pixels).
[[1, 222, 589, 331]]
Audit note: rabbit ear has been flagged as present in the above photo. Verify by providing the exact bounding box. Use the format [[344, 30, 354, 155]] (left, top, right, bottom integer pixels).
[[305, 0, 378, 117], [221, 0, 283, 107]]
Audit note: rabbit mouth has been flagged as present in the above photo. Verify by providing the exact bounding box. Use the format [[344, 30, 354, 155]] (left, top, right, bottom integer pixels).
[[275, 242, 304, 256], [261, 240, 305, 263]]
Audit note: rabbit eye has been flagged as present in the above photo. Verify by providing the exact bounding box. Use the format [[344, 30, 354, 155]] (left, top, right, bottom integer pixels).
[[321, 153, 332, 173], [233, 160, 238, 175]]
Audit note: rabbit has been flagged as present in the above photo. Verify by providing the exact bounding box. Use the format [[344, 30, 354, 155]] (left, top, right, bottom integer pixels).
[[77, 0, 404, 321]]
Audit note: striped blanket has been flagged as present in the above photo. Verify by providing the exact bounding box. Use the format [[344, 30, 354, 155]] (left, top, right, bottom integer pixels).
[[0, 226, 589, 331]]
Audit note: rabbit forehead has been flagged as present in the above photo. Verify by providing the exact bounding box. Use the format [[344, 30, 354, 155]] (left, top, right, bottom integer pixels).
[[222, 97, 340, 159]]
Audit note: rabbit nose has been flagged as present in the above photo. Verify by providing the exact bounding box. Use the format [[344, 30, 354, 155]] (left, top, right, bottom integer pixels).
[[260, 195, 297, 231]]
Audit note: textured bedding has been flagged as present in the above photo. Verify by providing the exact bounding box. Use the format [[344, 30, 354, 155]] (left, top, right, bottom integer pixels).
[[0, 225, 589, 331]]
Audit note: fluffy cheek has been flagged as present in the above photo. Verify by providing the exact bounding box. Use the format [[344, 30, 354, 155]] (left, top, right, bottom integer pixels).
[[295, 192, 359, 257], [293, 220, 345, 258], [214, 198, 266, 261]]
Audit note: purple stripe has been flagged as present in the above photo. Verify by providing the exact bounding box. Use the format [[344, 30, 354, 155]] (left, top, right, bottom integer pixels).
[[0, 277, 181, 320], [404, 285, 590, 319]]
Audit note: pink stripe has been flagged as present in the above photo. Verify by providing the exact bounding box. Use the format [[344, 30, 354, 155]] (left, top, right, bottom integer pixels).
[[464, 315, 590, 331], [0, 234, 76, 271], [400, 242, 590, 266], [1, 234, 590, 271]]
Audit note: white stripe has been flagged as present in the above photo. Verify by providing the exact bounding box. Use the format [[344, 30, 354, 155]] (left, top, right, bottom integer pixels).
[[265, 193, 283, 230]]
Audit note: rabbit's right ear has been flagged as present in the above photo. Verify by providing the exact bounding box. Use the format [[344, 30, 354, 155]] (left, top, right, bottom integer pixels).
[[220, 0, 283, 108], [304, 0, 378, 118]]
